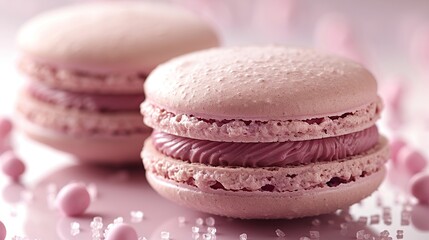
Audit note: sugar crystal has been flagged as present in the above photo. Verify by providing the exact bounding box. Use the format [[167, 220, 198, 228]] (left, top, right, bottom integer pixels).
[[160, 231, 170, 239], [130, 210, 144, 222], [356, 230, 365, 240], [311, 218, 321, 226], [203, 233, 213, 240], [192, 226, 200, 233], [275, 229, 286, 237], [239, 233, 248, 240], [309, 230, 320, 239], [207, 227, 217, 235]]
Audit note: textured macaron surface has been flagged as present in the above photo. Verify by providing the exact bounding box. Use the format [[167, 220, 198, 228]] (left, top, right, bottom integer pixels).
[[17, 1, 219, 73], [144, 46, 378, 121]]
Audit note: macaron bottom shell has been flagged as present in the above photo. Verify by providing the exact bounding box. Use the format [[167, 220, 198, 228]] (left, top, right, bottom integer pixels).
[[143, 137, 389, 219], [16, 114, 150, 164], [146, 167, 386, 219]]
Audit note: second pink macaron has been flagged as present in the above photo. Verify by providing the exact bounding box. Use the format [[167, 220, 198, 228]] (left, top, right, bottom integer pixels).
[[15, 1, 219, 164], [141, 46, 389, 219]]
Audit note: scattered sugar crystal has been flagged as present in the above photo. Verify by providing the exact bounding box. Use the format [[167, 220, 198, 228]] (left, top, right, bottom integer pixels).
[[358, 216, 368, 225], [275, 229, 286, 237], [205, 217, 215, 226], [138, 237, 148, 240], [178, 216, 186, 224], [196, 218, 204, 226], [192, 226, 200, 233], [239, 233, 248, 240], [299, 237, 310, 240], [363, 233, 371, 239], [311, 218, 321, 226], [309, 230, 320, 239], [70, 222, 80, 236], [160, 231, 170, 239], [340, 223, 348, 230], [203, 233, 213, 240], [130, 210, 144, 222], [87, 183, 98, 200], [90, 216, 103, 230], [380, 230, 389, 237], [396, 230, 404, 239], [383, 215, 392, 225], [192, 232, 200, 240], [207, 227, 217, 235], [113, 217, 123, 224], [356, 230, 365, 240], [370, 215, 380, 224], [400, 210, 410, 226]]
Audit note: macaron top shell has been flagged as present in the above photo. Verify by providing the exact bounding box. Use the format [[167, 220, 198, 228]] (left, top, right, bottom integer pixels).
[[17, 1, 219, 74], [144, 46, 378, 121]]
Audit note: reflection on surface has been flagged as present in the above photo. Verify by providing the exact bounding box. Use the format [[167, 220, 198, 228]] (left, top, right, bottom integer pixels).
[[0, 164, 424, 239]]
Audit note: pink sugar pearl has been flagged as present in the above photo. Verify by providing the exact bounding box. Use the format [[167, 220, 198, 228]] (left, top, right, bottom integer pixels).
[[56, 183, 90, 217], [0, 220, 5, 240], [410, 172, 429, 205], [0, 118, 13, 140], [105, 223, 138, 240], [398, 147, 427, 174], [390, 138, 407, 164], [0, 151, 26, 181]]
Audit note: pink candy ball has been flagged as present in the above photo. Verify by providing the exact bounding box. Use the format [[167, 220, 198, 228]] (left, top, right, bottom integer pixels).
[[0, 220, 5, 240], [398, 147, 427, 174], [410, 172, 429, 205], [0, 118, 12, 140], [390, 138, 407, 164], [0, 151, 26, 181], [56, 183, 91, 217], [105, 223, 138, 240]]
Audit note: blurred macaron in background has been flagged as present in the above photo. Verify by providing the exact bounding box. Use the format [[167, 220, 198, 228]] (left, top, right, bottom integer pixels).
[[13, 1, 219, 164]]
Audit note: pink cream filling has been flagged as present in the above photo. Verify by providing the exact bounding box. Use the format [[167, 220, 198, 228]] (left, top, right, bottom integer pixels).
[[26, 83, 144, 112], [152, 126, 379, 167]]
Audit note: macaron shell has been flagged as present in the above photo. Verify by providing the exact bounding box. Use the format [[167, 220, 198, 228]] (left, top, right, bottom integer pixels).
[[141, 100, 381, 142], [143, 137, 388, 193], [19, 59, 146, 94], [144, 47, 377, 121], [146, 167, 386, 219], [16, 114, 149, 164], [17, 90, 148, 136], [17, 1, 219, 73]]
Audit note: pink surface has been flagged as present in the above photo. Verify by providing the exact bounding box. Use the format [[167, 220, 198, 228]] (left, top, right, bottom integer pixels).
[[55, 183, 90, 217], [151, 126, 379, 167], [17, 1, 219, 74], [143, 137, 388, 193], [142, 100, 381, 142], [144, 47, 378, 121], [12, 163, 422, 239], [26, 83, 144, 113]]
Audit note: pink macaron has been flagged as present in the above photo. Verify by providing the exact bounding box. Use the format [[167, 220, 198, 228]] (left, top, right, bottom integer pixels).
[[15, 1, 219, 164], [141, 46, 389, 219]]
